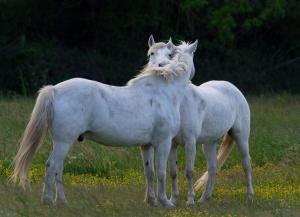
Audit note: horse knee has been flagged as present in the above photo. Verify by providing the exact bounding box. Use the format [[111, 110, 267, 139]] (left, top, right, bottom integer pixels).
[[157, 170, 166, 181], [45, 160, 55, 172], [185, 168, 194, 179], [45, 159, 60, 178], [170, 168, 177, 179], [241, 153, 251, 165], [244, 154, 251, 161], [147, 170, 154, 180], [208, 163, 217, 175]]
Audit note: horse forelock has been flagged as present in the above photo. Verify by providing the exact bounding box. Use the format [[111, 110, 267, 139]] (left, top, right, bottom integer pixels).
[[147, 42, 167, 56]]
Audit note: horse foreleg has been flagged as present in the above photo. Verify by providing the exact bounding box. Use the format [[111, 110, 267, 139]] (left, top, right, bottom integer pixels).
[[140, 145, 157, 206], [55, 142, 72, 204], [199, 143, 217, 203], [156, 139, 174, 208]]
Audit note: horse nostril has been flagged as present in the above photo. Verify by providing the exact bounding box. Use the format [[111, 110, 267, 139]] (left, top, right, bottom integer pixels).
[[158, 63, 163, 67]]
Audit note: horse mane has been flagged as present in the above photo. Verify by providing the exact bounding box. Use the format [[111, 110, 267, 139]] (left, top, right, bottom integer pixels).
[[127, 50, 188, 86], [177, 41, 192, 51]]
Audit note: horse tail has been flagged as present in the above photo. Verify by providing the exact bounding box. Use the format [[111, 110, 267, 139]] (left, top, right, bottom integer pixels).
[[194, 133, 234, 191], [11, 85, 54, 188]]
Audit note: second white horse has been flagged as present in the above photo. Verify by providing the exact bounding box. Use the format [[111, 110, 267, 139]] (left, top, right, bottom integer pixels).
[[143, 36, 254, 206]]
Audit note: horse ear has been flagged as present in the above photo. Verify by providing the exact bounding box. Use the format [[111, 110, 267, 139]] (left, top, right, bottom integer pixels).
[[148, 35, 155, 48], [166, 37, 175, 50], [188, 40, 198, 53]]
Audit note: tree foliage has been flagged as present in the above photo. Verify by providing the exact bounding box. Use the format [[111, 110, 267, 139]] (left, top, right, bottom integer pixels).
[[0, 0, 299, 94]]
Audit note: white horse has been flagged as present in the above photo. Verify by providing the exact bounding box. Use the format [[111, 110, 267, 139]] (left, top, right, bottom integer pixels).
[[12, 43, 197, 208], [143, 36, 254, 206]]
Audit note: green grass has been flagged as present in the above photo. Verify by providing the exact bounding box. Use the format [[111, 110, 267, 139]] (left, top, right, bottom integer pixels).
[[0, 94, 300, 216]]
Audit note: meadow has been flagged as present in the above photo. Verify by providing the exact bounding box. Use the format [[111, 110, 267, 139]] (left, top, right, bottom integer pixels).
[[0, 94, 299, 217]]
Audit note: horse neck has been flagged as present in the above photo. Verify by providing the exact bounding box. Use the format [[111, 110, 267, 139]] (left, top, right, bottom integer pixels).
[[171, 74, 190, 90], [170, 75, 190, 102], [132, 74, 190, 105]]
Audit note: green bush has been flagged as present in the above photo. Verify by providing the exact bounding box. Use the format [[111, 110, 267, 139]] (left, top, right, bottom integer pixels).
[[0, 0, 299, 94]]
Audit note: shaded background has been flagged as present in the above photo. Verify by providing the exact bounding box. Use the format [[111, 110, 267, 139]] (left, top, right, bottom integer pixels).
[[0, 0, 299, 95]]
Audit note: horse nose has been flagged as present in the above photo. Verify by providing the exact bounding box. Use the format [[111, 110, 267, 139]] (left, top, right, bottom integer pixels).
[[158, 60, 169, 67]]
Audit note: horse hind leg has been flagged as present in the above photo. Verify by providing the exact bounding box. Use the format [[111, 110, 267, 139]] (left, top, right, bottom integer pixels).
[[184, 138, 196, 206], [199, 143, 217, 204], [140, 144, 157, 206], [42, 141, 72, 205], [42, 154, 55, 205], [169, 142, 179, 205], [233, 133, 254, 200], [55, 163, 67, 204]]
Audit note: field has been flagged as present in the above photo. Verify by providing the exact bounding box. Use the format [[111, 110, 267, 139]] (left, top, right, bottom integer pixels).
[[0, 94, 300, 217]]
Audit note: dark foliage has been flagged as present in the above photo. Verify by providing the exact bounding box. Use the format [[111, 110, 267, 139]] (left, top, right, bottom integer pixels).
[[0, 0, 299, 94]]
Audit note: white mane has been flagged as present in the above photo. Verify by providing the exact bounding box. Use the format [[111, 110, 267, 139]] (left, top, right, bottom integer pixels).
[[127, 50, 188, 85], [177, 41, 193, 51]]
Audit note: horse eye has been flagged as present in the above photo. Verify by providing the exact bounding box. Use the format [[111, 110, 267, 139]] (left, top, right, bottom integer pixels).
[[168, 54, 172, 58], [150, 52, 154, 56]]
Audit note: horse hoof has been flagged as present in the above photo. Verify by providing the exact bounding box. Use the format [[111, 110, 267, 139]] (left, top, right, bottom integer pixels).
[[247, 192, 254, 201], [42, 196, 53, 206], [165, 200, 175, 208], [187, 198, 195, 206], [55, 198, 69, 206], [198, 195, 208, 204], [170, 195, 177, 204], [160, 199, 174, 208], [145, 197, 158, 207]]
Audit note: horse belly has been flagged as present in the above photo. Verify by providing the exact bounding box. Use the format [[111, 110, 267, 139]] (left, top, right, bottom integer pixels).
[[86, 126, 152, 147], [89, 111, 154, 147]]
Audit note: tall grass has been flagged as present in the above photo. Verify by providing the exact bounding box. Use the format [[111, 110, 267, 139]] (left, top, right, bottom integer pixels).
[[0, 94, 299, 216]]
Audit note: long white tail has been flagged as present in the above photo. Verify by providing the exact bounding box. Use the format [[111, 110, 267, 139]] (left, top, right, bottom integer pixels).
[[194, 133, 234, 191], [11, 85, 54, 188]]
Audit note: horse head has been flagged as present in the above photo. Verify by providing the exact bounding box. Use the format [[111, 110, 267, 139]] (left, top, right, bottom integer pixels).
[[147, 35, 197, 80], [176, 40, 198, 80], [147, 35, 176, 67]]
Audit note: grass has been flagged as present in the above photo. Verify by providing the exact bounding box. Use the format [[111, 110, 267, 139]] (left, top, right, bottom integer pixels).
[[0, 94, 300, 216]]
